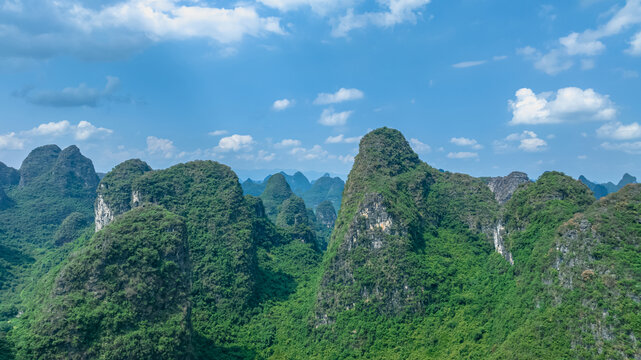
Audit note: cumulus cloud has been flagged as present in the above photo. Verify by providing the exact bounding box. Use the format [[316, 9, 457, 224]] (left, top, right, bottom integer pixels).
[[509, 87, 616, 125], [273, 98, 294, 110], [596, 121, 641, 140], [14, 76, 125, 107], [0, 1, 284, 60], [319, 108, 353, 126], [26, 120, 113, 140], [520, 0, 641, 74], [0, 132, 25, 150], [314, 88, 364, 105], [290, 144, 329, 160], [325, 134, 361, 143], [495, 131, 547, 152], [208, 130, 228, 136], [332, 0, 432, 37], [216, 134, 254, 152], [409, 138, 431, 153], [450, 137, 483, 150], [447, 151, 478, 159], [146, 136, 176, 158], [275, 138, 302, 147]]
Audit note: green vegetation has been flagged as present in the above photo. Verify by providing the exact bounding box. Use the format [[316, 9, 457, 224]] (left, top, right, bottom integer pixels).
[[96, 158, 152, 217], [2, 129, 641, 359], [13, 205, 192, 360]]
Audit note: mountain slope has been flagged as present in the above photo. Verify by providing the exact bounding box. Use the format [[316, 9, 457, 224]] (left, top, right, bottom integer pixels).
[[14, 205, 192, 360]]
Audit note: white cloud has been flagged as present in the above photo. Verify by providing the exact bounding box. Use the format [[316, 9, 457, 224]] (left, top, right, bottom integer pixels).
[[26, 120, 112, 140], [238, 149, 276, 162], [275, 138, 302, 147], [147, 136, 176, 158], [319, 108, 353, 126], [27, 120, 71, 137], [314, 88, 364, 105], [0, 1, 284, 60], [452, 60, 486, 68], [74, 120, 113, 140], [409, 138, 431, 153], [216, 134, 254, 152], [509, 87, 615, 125], [332, 0, 432, 37], [0, 132, 25, 150], [521, 0, 641, 74], [447, 151, 478, 159], [596, 121, 641, 140], [209, 130, 228, 136], [601, 141, 641, 154], [290, 144, 329, 160], [578, 155, 588, 160], [325, 134, 361, 143], [628, 31, 641, 55], [497, 131, 547, 152], [82, 2, 284, 44], [273, 98, 294, 110], [450, 137, 483, 150]]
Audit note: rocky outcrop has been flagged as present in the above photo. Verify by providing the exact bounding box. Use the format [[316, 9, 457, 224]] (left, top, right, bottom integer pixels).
[[94, 159, 152, 231], [492, 221, 513, 265], [487, 171, 530, 205], [316, 192, 414, 325]]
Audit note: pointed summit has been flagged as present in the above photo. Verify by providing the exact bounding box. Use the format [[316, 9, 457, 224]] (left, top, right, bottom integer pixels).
[[618, 173, 637, 188], [261, 173, 294, 220], [352, 127, 420, 178]]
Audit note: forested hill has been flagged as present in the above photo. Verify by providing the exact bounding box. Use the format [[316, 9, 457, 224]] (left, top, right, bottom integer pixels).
[[1, 129, 641, 359]]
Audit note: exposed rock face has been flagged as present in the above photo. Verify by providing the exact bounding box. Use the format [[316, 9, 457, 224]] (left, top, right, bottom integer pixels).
[[94, 159, 152, 231], [94, 194, 114, 231], [487, 171, 530, 205], [315, 200, 337, 229], [492, 222, 513, 265], [0, 161, 19, 186], [316, 192, 414, 325]]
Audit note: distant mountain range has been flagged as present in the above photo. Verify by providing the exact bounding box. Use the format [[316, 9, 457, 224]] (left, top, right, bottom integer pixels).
[[242, 171, 344, 211], [579, 173, 637, 199]]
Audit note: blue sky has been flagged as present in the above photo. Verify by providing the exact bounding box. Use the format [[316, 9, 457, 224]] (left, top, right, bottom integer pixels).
[[1, 0, 640, 182]]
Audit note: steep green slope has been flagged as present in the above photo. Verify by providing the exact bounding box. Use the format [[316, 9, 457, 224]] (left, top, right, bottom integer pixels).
[[13, 205, 192, 360], [0, 146, 98, 310], [260, 173, 295, 221]]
